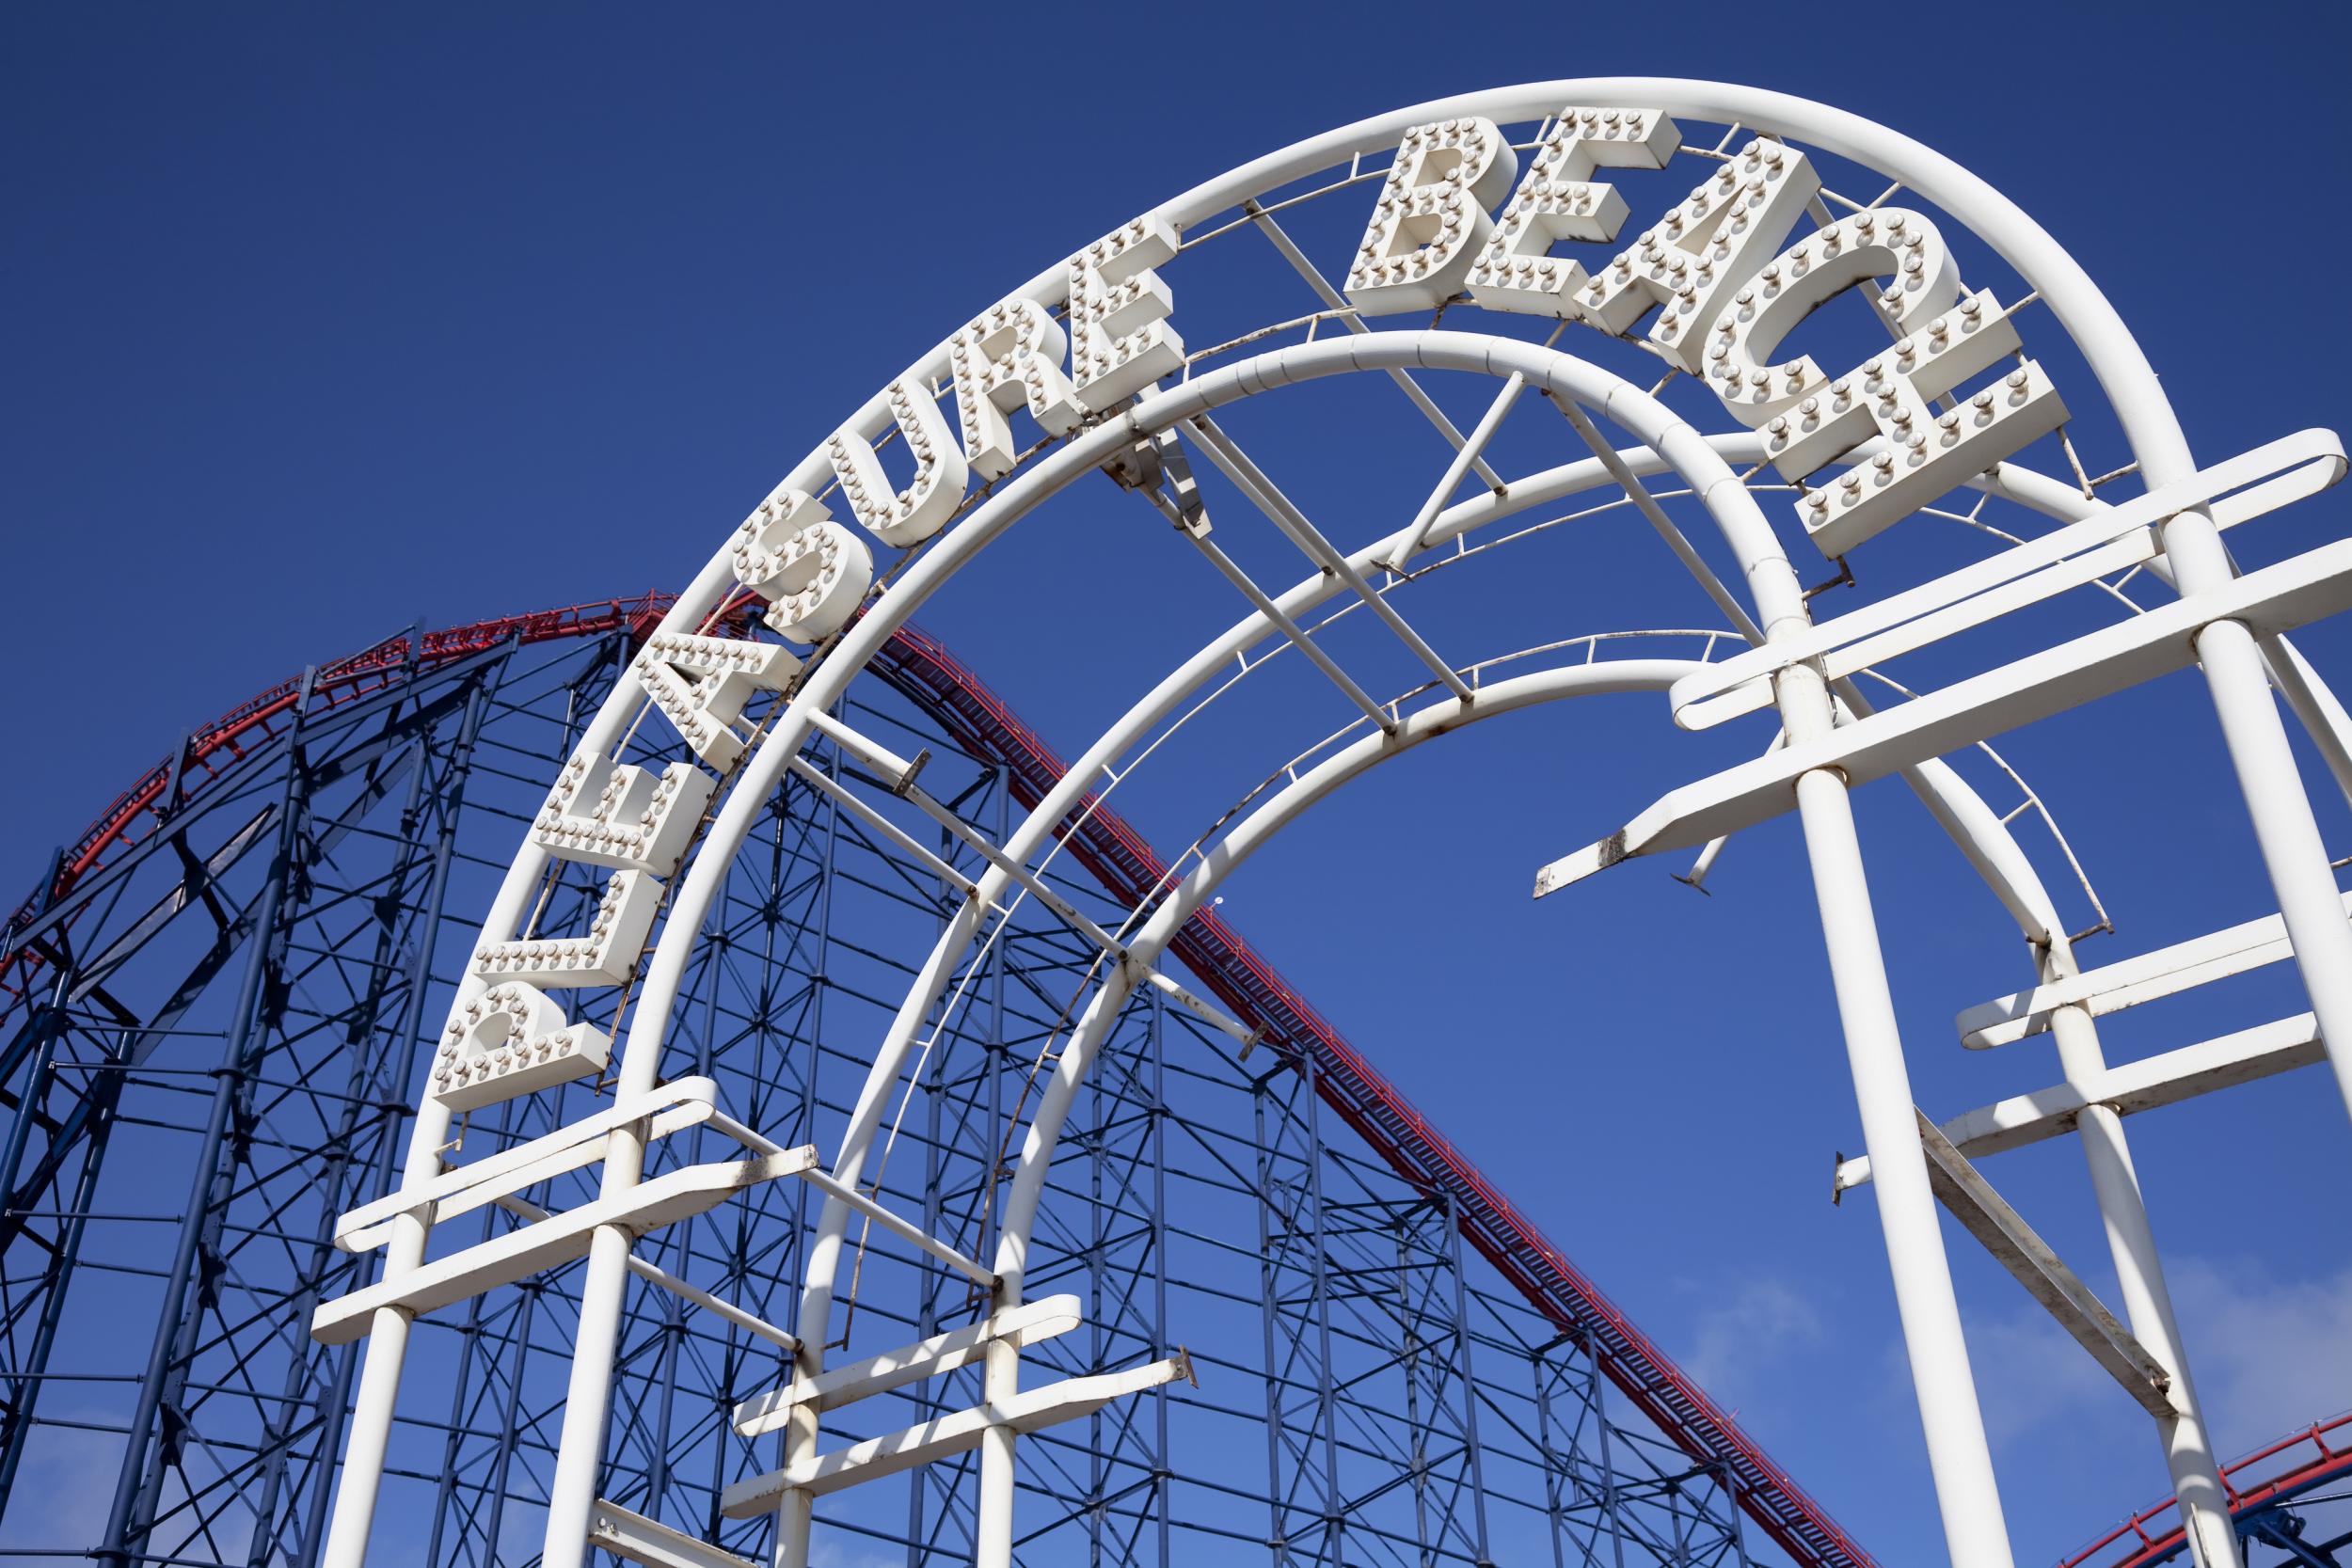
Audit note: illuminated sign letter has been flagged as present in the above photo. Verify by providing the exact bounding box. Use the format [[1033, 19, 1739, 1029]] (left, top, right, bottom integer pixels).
[[430, 981, 612, 1112], [1705, 208, 2068, 555], [949, 298, 1083, 480], [630, 632, 800, 769], [532, 746, 715, 877], [1467, 107, 1679, 317], [732, 487, 873, 641], [827, 381, 970, 548], [1344, 118, 1518, 315], [1567, 138, 1820, 371], [472, 870, 661, 989], [1068, 215, 1185, 414]]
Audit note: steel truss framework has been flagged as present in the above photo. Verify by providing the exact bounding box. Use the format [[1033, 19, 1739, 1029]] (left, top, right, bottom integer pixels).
[[6, 73, 2350, 1568], [3, 606, 1776, 1568]]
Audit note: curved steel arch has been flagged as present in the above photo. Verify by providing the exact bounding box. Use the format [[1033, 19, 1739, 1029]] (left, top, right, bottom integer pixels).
[[308, 79, 2352, 1568]]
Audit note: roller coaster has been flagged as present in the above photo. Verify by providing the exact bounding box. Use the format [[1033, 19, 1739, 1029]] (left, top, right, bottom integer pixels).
[[6, 76, 2351, 1568], [1, 598, 2341, 1565]]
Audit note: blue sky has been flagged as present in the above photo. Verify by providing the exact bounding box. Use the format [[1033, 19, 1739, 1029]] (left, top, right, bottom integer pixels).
[[6, 4, 2350, 1562]]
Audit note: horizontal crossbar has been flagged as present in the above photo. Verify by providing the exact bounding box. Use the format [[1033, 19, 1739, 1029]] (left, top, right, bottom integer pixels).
[[1535, 537, 2352, 895]]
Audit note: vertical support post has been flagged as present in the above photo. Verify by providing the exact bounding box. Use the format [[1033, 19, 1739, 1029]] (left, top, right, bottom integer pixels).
[[771, 709, 847, 1568], [1252, 1072, 1291, 1568], [539, 1143, 641, 1568], [973, 1283, 1020, 1568], [1439, 1191, 1494, 1566], [317, 667, 496, 1568], [99, 671, 318, 1566], [1779, 656, 2015, 1568], [2165, 503, 2352, 1123], [2041, 948, 2241, 1568], [1147, 990, 1173, 1568], [972, 764, 1020, 1568], [1299, 1055, 1345, 1564]]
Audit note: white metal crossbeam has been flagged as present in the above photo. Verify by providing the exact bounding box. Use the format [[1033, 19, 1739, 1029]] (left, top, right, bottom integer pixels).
[[1955, 891, 2352, 1048], [1546, 391, 1765, 645], [1534, 537, 2352, 895], [1378, 371, 1525, 569], [588, 1499, 757, 1568], [732, 1294, 1083, 1436], [719, 1354, 1193, 1515], [789, 748, 1257, 1050], [1241, 198, 1507, 492], [310, 1148, 819, 1345], [1836, 1012, 2323, 1192], [333, 1078, 723, 1251], [492, 1195, 799, 1351], [863, 749, 1259, 1050], [1670, 429, 2345, 730], [1181, 518, 1398, 734]]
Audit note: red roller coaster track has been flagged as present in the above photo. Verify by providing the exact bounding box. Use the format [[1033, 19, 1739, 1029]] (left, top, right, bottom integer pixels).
[[2055, 1411, 2350, 1568], [14, 595, 2337, 1565]]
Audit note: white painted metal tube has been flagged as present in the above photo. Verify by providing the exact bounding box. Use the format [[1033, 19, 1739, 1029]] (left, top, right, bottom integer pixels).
[[1783, 687, 2016, 1568], [2186, 605, 2352, 1125], [1547, 393, 1763, 644], [1184, 528, 1396, 730], [1186, 413, 1474, 702], [488, 1195, 801, 1353], [539, 1123, 646, 1568], [793, 1166, 993, 1288], [1383, 371, 1523, 566], [2042, 953, 2241, 1568], [699, 336, 2069, 1566]]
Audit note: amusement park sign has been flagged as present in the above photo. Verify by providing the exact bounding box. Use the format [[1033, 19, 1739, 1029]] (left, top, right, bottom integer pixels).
[[305, 79, 2352, 1568]]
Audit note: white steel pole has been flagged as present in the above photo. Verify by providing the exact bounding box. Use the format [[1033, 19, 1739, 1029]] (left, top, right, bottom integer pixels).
[[319, 1095, 453, 1568], [973, 1306, 1020, 1568], [539, 1122, 648, 1568], [2161, 511, 2352, 1125], [2040, 954, 2240, 1568], [1779, 660, 2017, 1568]]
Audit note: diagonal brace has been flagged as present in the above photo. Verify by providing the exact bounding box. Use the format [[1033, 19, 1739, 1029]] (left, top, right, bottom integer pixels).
[[1913, 1109, 2177, 1418], [1242, 198, 1506, 491], [1185, 413, 1474, 703]]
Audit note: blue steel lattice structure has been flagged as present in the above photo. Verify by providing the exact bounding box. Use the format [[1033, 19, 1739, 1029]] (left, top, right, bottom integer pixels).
[[3, 600, 2331, 1567], [0, 598, 1782, 1566]]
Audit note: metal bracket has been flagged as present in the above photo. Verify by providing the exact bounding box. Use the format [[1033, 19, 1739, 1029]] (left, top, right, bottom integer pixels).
[[1107, 428, 1212, 538]]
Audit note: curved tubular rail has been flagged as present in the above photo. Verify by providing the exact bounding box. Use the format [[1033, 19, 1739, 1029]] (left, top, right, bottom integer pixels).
[[867, 627, 1875, 1567], [2056, 1411, 2352, 1568]]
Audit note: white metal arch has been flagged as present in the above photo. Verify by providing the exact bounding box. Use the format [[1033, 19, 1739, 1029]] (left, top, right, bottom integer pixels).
[[735, 331, 2014, 1568], [310, 79, 2352, 1568]]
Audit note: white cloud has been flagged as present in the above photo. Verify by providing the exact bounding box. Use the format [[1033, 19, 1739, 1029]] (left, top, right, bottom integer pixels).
[[1943, 1254, 2352, 1465], [0, 1409, 121, 1552], [1677, 1276, 1826, 1418], [1963, 1298, 2118, 1448], [2164, 1256, 2352, 1459]]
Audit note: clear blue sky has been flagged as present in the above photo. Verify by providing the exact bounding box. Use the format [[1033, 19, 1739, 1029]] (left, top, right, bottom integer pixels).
[[5, 4, 2349, 1562]]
